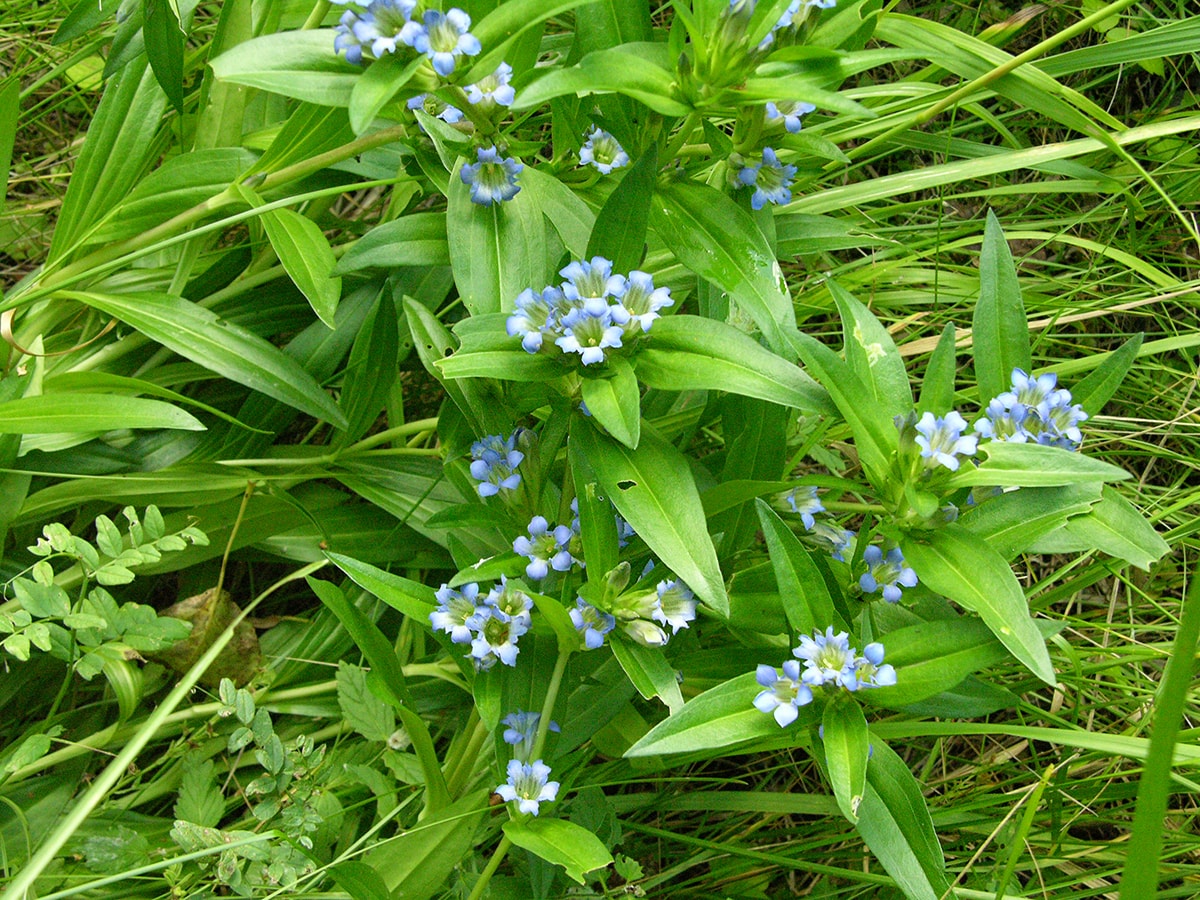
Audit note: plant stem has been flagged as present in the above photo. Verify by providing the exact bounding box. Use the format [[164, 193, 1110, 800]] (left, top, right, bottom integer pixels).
[[466, 835, 512, 900], [532, 648, 571, 761]]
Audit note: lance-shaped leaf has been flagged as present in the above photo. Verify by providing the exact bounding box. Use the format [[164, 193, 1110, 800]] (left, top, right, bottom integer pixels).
[[651, 181, 796, 356], [348, 52, 422, 134], [830, 281, 912, 420], [823, 696, 869, 823], [0, 394, 203, 433], [900, 524, 1055, 685], [944, 440, 1130, 489], [209, 29, 361, 106], [326, 550, 437, 622], [916, 323, 958, 415], [957, 483, 1101, 560], [973, 210, 1031, 404], [515, 45, 689, 115], [63, 291, 347, 427], [755, 499, 837, 637], [503, 818, 613, 885], [637, 316, 832, 414], [1071, 332, 1143, 416], [586, 144, 657, 272], [579, 356, 640, 449], [1027, 485, 1170, 571], [334, 213, 449, 273], [260, 207, 342, 328], [572, 423, 727, 617], [610, 634, 684, 713]]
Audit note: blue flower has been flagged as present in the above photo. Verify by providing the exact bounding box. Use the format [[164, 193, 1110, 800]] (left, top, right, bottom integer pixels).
[[465, 62, 515, 107], [554, 306, 626, 365], [406, 93, 464, 124], [506, 286, 563, 353], [569, 598, 616, 649], [469, 433, 523, 497], [579, 127, 630, 174], [559, 256, 626, 312], [460, 146, 523, 206], [774, 0, 838, 32], [466, 604, 527, 669], [409, 8, 481, 76], [914, 410, 978, 471], [513, 516, 577, 580], [974, 396, 1030, 443], [736, 147, 797, 209], [496, 759, 559, 815], [793, 626, 857, 689], [334, 0, 417, 63], [1042, 398, 1088, 450], [765, 100, 816, 133], [859, 545, 918, 603], [482, 576, 533, 625], [854, 642, 896, 689], [975, 368, 1088, 451], [501, 710, 559, 760], [616, 271, 673, 333], [653, 580, 697, 634], [753, 660, 813, 726], [809, 521, 855, 561], [785, 485, 824, 530], [429, 582, 483, 643]]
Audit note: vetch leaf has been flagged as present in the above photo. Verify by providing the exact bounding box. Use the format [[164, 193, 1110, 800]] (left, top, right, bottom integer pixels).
[[579, 356, 641, 449], [900, 524, 1055, 685], [63, 291, 347, 427], [260, 207, 342, 327], [502, 817, 613, 884], [337, 661, 396, 743], [973, 210, 1031, 404]]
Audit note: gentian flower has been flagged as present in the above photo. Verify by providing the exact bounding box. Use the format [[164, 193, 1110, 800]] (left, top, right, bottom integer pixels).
[[506, 286, 563, 353], [579, 127, 630, 174], [469, 433, 523, 497], [483, 577, 533, 625], [559, 256, 626, 312], [465, 62, 515, 107], [765, 100, 816, 133], [335, 0, 417, 63], [809, 521, 855, 561], [406, 93, 464, 124], [460, 146, 522, 206], [569, 598, 617, 650], [409, 8, 481, 76], [653, 580, 697, 634], [975, 368, 1088, 450], [753, 660, 813, 726], [616, 271, 672, 333], [974, 396, 1029, 443], [429, 582, 483, 643], [736, 147, 797, 209], [501, 710, 559, 761], [859, 545, 918, 603], [785, 485, 824, 530], [854, 642, 896, 688], [914, 410, 978, 471], [496, 759, 559, 815], [793, 626, 858, 689], [554, 306, 625, 365], [513, 516, 576, 580], [774, 0, 838, 32], [466, 604, 527, 669]]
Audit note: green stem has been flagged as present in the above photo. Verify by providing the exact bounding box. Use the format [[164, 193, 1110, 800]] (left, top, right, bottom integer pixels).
[[662, 113, 702, 163], [445, 714, 490, 799], [532, 649, 572, 761], [303, 1, 332, 30], [466, 835, 513, 900]]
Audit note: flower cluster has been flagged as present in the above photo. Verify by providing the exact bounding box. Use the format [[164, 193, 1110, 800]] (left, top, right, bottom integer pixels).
[[975, 368, 1088, 450], [506, 257, 674, 366], [513, 516, 581, 580], [735, 147, 796, 209], [572, 579, 697, 650], [784, 485, 824, 530], [333, 3, 480, 75], [460, 146, 523, 206], [469, 432, 523, 497], [754, 628, 896, 726], [579, 127, 629, 174], [429, 577, 532, 670], [858, 544, 918, 603]]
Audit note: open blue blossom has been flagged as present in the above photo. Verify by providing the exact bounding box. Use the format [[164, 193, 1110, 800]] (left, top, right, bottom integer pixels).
[[974, 396, 1029, 443], [554, 306, 625, 365], [765, 100, 816, 133], [616, 271, 673, 333], [430, 582, 482, 643], [654, 580, 697, 634], [460, 146, 523, 206], [570, 598, 617, 650], [859, 545, 918, 603], [496, 759, 559, 815], [513, 516, 576, 580], [470, 433, 523, 497], [975, 368, 1088, 450], [1042, 398, 1088, 449], [785, 485, 824, 530], [406, 93, 463, 124], [736, 147, 797, 209], [914, 410, 978, 471], [408, 8, 481, 76], [483, 577, 533, 625], [501, 711, 559, 761], [580, 127, 630, 174], [560, 257, 626, 312], [794, 627, 858, 689], [465, 62, 515, 107], [774, 0, 838, 32], [754, 660, 813, 726], [466, 604, 527, 669], [854, 642, 897, 689], [506, 286, 563, 353], [334, 0, 417, 64]]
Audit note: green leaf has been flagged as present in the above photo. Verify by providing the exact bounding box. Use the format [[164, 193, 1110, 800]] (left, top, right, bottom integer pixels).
[[515, 45, 689, 116], [338, 292, 399, 446], [651, 181, 796, 355], [0, 394, 204, 433], [144, 0, 185, 114], [972, 210, 1031, 404], [1028, 485, 1170, 571], [579, 357, 641, 449], [957, 483, 1101, 559], [174, 753, 224, 827], [64, 291, 347, 427], [855, 737, 951, 900], [349, 52, 423, 134], [447, 159, 547, 317], [610, 634, 684, 713], [467, 0, 591, 76], [209, 29, 361, 106], [830, 282, 912, 420], [519, 166, 594, 258], [502, 817, 614, 884], [438, 348, 565, 382], [0, 79, 17, 215], [260, 207, 342, 328], [328, 861, 391, 900], [334, 213, 449, 273], [246, 102, 356, 178], [55, 0, 120, 44], [636, 316, 833, 414], [944, 440, 1131, 489], [754, 500, 837, 637], [1071, 332, 1143, 416], [899, 525, 1055, 685], [917, 323, 959, 415], [586, 144, 657, 272], [822, 697, 869, 822], [572, 423, 728, 617], [571, 472, 620, 583], [627, 671, 817, 756], [325, 551, 437, 622], [337, 661, 396, 742]]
